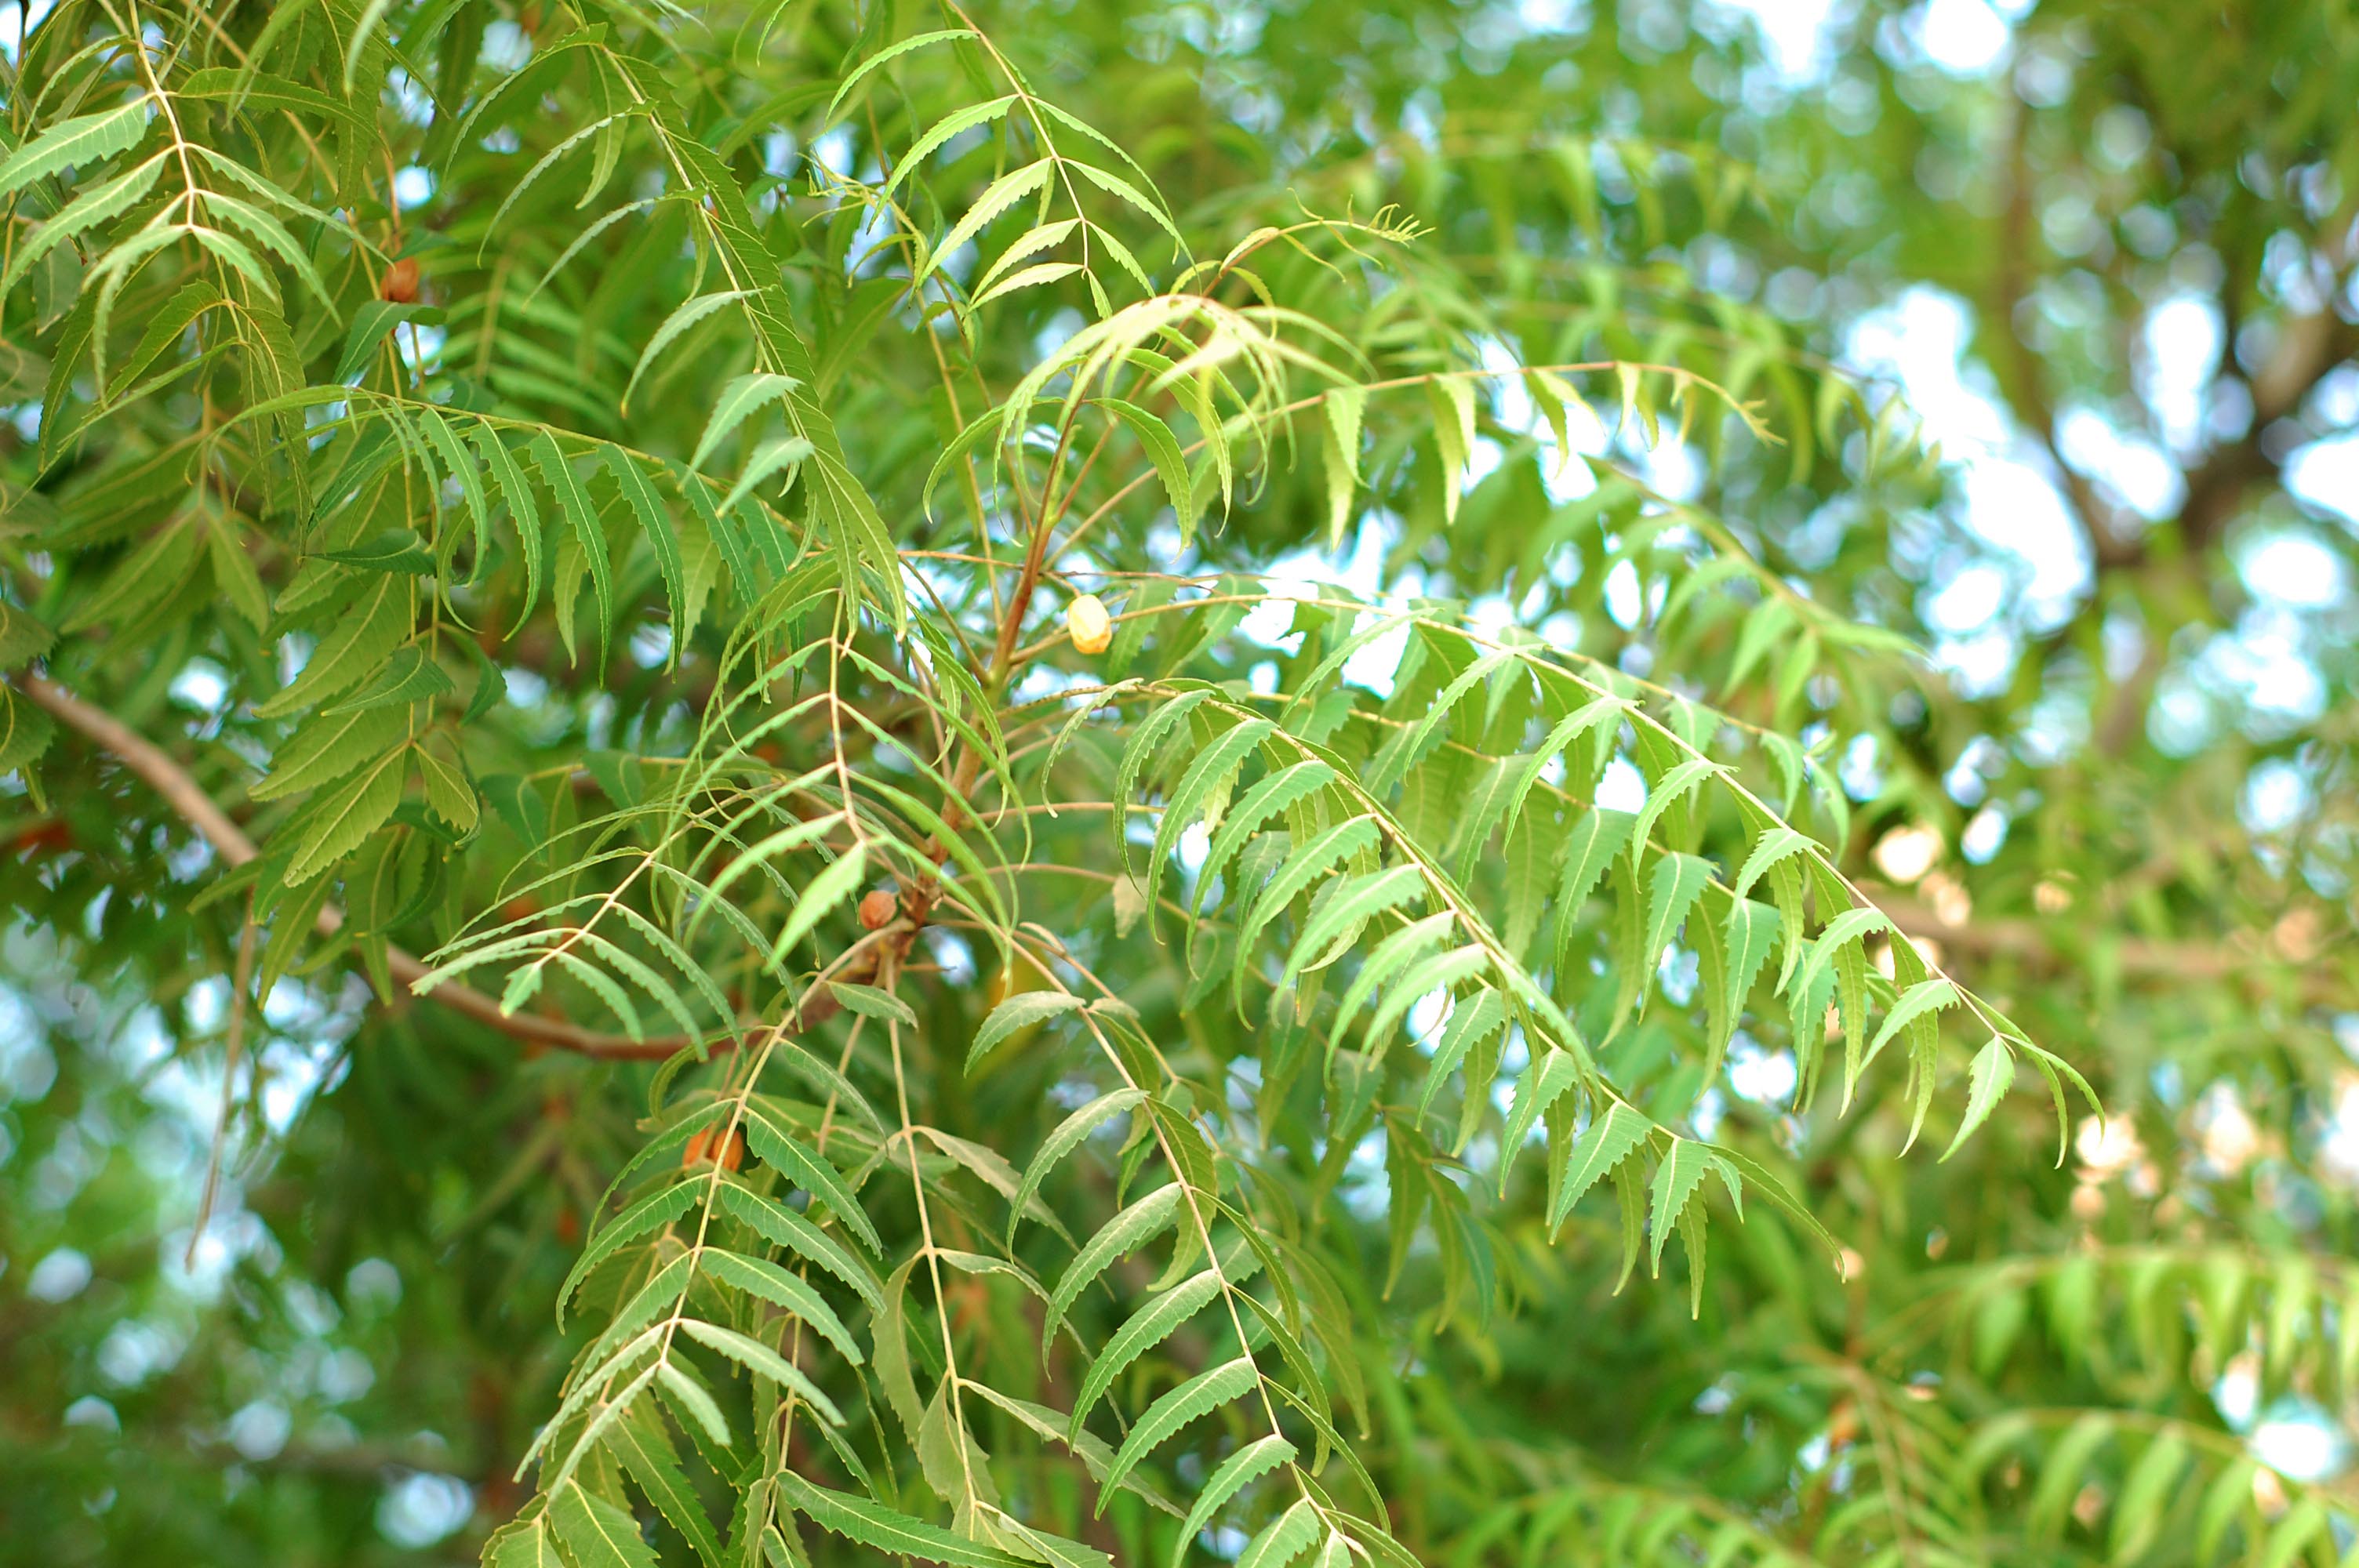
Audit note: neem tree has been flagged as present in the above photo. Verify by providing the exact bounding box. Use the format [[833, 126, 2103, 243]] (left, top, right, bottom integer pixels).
[[3, 2, 2353, 1566]]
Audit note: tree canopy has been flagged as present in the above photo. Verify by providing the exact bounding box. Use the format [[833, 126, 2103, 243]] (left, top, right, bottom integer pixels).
[[2, 1, 2354, 1565]]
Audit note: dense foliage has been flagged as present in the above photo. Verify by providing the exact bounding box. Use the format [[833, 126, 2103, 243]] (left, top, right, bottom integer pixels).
[[3, 2, 2354, 1565]]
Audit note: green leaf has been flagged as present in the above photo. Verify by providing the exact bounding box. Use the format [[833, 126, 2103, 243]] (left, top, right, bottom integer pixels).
[[1236, 815, 1381, 962], [2107, 1432, 2188, 1563], [1552, 808, 1634, 931], [324, 528, 434, 575], [605, 1403, 722, 1568], [0, 101, 151, 201], [1281, 869, 1430, 998], [698, 1248, 863, 1363], [2194, 1459, 2259, 1563], [1102, 397, 1200, 546], [60, 518, 202, 635], [2256, 1499, 2328, 1568], [1234, 1501, 1321, 1568], [252, 704, 409, 802], [1102, 1356, 1258, 1499], [654, 1361, 731, 1453], [1641, 851, 1713, 975], [0, 688, 58, 776], [205, 191, 335, 307], [1648, 1138, 1711, 1272], [768, 844, 867, 969], [1427, 378, 1476, 526], [1045, 1183, 1187, 1346], [969, 991, 1085, 1070], [322, 647, 454, 715], [674, 1318, 845, 1425], [1731, 826, 1814, 898], [775, 1472, 1025, 1568], [881, 94, 1020, 200], [483, 1515, 563, 1568], [474, 428, 546, 630], [417, 408, 489, 571], [1010, 1088, 1149, 1247], [1321, 386, 1365, 547], [689, 373, 801, 471], [602, 448, 685, 648], [921, 159, 1055, 285], [1790, 904, 1892, 1001], [414, 742, 478, 833], [713, 1181, 881, 1313], [1499, 1047, 1584, 1191], [738, 1102, 881, 1255], [821, 28, 981, 124], [1941, 1037, 2018, 1162], [1349, 934, 1484, 1051], [256, 575, 413, 718], [1115, 689, 1213, 849], [1147, 717, 1272, 911], [1720, 898, 1780, 1026], [971, 260, 1084, 309], [336, 302, 442, 383], [0, 603, 57, 671], [547, 1479, 658, 1568], [1063, 158, 1186, 248], [1505, 696, 1627, 836], [0, 153, 165, 298], [718, 436, 814, 516], [1172, 1435, 1297, 1563], [971, 218, 1081, 300], [555, 1181, 696, 1327], [623, 291, 749, 410], [827, 982, 915, 1027], [1627, 757, 1721, 858], [533, 433, 611, 657], [1866, 977, 1959, 1065], [1548, 1102, 1652, 1229], [1194, 758, 1336, 922], [1070, 1267, 1223, 1436], [285, 747, 405, 882]]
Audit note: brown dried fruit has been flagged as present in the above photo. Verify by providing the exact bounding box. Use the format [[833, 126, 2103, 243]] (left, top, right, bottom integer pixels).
[[859, 888, 899, 930], [380, 256, 420, 303], [682, 1127, 745, 1171], [12, 821, 72, 856]]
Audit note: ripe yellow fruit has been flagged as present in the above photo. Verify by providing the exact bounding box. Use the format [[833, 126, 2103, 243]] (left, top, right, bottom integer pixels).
[[1066, 593, 1113, 655]]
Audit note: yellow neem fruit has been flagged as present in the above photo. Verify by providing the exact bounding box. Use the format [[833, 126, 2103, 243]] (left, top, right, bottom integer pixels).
[[1067, 593, 1113, 655]]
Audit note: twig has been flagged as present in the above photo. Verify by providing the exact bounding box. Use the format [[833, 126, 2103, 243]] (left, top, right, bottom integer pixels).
[[13, 672, 867, 1060]]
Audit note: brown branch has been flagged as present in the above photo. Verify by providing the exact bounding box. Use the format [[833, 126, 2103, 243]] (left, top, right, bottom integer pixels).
[[1873, 887, 2347, 1004], [14, 672, 864, 1061], [2176, 311, 2359, 553], [1991, 107, 2141, 573]]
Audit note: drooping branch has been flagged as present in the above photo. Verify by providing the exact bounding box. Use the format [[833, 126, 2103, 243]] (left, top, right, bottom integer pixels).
[[13, 672, 862, 1061]]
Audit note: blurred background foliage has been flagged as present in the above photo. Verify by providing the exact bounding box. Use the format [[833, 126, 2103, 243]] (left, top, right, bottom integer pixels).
[[2, 0, 2355, 1564]]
